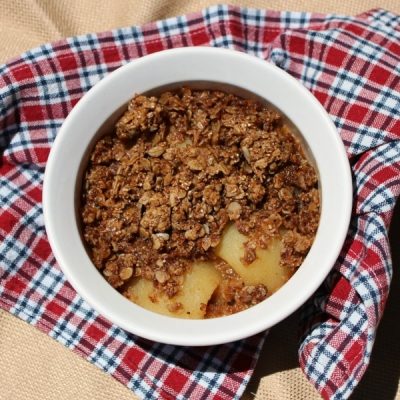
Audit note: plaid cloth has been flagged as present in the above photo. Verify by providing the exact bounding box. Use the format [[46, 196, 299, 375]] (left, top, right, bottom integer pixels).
[[0, 5, 399, 400]]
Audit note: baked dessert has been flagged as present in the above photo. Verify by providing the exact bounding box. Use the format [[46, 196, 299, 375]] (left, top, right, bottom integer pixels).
[[81, 88, 320, 319]]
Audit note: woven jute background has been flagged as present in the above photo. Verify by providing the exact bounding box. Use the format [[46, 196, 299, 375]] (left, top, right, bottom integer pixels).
[[1, 1, 399, 399]]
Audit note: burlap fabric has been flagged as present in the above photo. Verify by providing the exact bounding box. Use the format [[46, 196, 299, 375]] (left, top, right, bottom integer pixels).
[[1, 1, 399, 399]]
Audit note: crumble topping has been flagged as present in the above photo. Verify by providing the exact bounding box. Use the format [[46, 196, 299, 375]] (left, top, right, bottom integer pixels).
[[81, 88, 320, 317]]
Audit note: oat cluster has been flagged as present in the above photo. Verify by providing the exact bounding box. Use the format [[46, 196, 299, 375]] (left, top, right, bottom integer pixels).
[[81, 88, 320, 315]]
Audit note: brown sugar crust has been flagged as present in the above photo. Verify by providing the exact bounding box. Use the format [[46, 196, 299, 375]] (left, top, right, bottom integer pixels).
[[81, 88, 320, 317]]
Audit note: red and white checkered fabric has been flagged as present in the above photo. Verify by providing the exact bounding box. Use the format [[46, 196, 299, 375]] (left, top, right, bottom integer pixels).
[[1, 6, 399, 400]]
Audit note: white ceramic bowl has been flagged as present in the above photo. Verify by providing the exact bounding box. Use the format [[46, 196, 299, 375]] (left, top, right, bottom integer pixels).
[[43, 47, 352, 346]]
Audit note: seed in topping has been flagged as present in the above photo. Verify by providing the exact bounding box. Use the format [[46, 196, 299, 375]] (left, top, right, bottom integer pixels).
[[147, 145, 165, 157], [156, 259, 164, 268], [155, 270, 170, 284], [227, 201, 242, 220], [119, 267, 133, 280], [241, 146, 251, 163], [187, 159, 203, 171]]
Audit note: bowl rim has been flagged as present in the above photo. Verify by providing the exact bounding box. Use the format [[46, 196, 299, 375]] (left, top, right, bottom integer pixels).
[[43, 47, 352, 346]]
